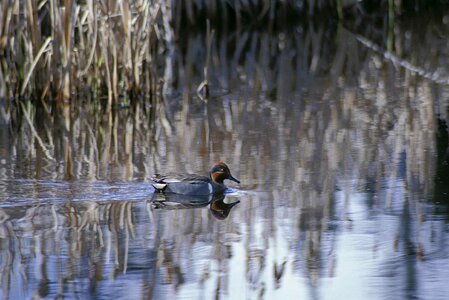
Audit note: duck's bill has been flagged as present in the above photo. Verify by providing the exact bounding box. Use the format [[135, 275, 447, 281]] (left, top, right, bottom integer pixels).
[[229, 175, 240, 184]]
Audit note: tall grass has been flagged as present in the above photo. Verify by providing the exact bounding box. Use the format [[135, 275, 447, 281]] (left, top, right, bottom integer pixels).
[[0, 0, 169, 108]]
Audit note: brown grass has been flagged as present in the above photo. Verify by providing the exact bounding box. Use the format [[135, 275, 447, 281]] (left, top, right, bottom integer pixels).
[[0, 0, 168, 108]]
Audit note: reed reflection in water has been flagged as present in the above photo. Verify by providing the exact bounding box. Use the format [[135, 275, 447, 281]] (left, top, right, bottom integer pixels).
[[2, 18, 449, 300], [0, 181, 242, 299]]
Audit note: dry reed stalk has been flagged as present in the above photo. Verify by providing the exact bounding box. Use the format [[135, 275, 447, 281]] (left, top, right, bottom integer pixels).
[[100, 18, 113, 110], [25, 0, 41, 54], [120, 0, 133, 93], [19, 101, 54, 161], [48, 0, 59, 92], [0, 1, 14, 52], [20, 36, 51, 95], [197, 20, 214, 99], [112, 37, 118, 104], [78, 0, 97, 76], [61, 0, 75, 101]]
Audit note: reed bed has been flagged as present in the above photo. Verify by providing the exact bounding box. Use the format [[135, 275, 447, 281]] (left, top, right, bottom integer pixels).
[[0, 0, 170, 108], [0, 0, 446, 110]]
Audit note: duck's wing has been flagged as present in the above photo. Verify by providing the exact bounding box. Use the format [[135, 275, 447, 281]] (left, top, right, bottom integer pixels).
[[151, 173, 209, 182], [150, 174, 212, 195]]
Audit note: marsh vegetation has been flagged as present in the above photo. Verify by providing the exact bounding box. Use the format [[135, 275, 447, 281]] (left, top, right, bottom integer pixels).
[[1, 1, 449, 299]]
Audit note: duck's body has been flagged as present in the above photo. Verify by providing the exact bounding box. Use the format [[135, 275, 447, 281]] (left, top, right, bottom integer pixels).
[[151, 173, 218, 195], [151, 162, 239, 196]]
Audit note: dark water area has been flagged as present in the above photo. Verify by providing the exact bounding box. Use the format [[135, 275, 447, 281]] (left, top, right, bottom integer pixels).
[[2, 14, 449, 300]]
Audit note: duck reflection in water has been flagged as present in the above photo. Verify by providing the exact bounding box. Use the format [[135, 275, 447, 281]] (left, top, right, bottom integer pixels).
[[150, 193, 239, 220]]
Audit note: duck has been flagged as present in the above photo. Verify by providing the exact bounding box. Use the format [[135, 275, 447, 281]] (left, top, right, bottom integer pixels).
[[150, 162, 240, 195]]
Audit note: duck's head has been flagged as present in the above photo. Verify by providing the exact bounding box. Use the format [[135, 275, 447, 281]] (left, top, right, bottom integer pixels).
[[209, 162, 240, 185]]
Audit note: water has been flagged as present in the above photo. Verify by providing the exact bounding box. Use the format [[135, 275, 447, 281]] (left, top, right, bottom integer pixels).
[[2, 15, 449, 300]]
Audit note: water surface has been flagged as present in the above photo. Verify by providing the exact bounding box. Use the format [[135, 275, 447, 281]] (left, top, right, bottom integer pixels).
[[2, 16, 449, 300]]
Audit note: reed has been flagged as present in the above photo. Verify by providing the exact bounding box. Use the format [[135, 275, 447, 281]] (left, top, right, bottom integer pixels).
[[0, 0, 168, 106], [196, 19, 214, 99]]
